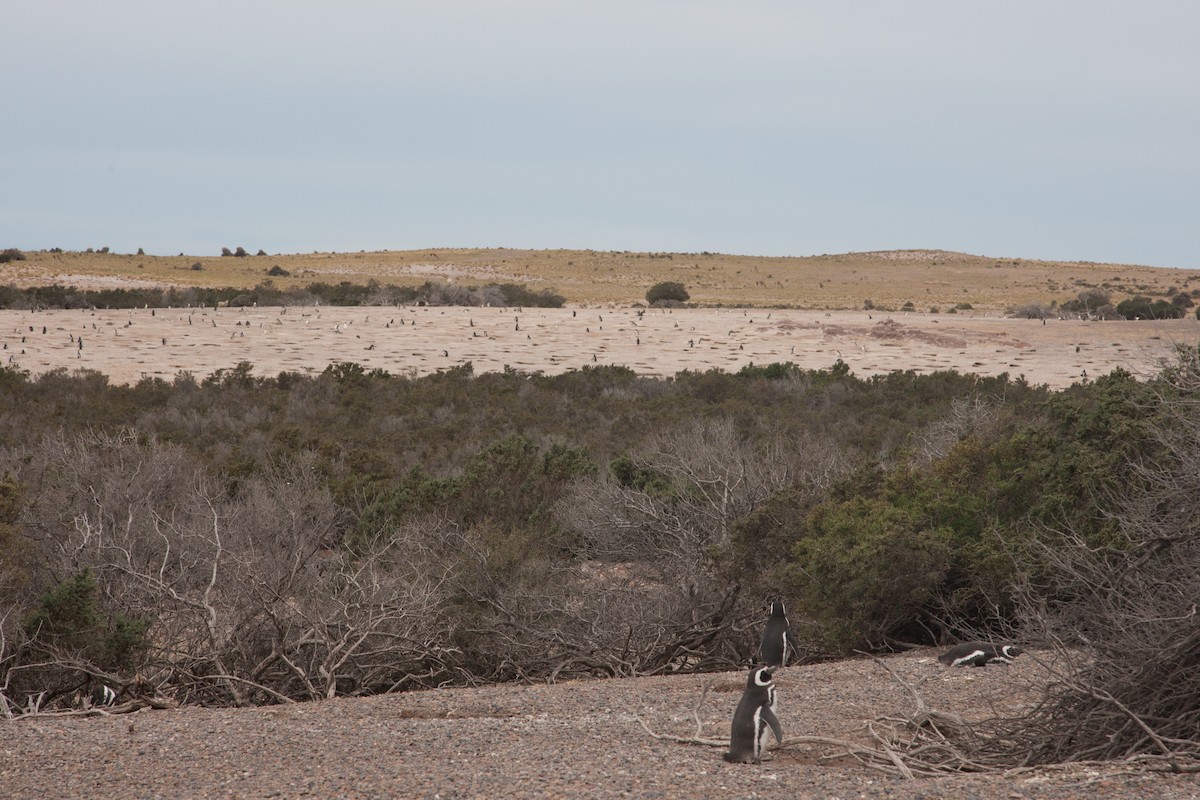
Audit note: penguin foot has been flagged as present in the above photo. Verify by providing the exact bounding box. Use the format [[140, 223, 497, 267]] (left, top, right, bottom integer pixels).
[[723, 752, 760, 764]]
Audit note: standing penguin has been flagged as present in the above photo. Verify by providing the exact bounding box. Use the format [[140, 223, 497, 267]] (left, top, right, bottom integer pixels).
[[758, 600, 793, 669], [723, 666, 783, 764], [938, 641, 1023, 667]]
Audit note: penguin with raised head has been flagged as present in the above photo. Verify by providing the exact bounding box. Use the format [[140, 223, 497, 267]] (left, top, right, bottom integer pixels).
[[723, 666, 783, 764], [758, 600, 793, 669], [938, 641, 1023, 667]]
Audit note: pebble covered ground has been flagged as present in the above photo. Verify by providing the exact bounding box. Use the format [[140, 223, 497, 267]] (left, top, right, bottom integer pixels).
[[2, 650, 1197, 799]]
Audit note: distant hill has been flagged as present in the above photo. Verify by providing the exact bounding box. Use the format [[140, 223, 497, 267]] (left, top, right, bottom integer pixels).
[[3, 247, 1197, 312]]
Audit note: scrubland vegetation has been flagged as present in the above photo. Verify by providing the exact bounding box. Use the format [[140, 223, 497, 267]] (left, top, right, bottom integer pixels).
[[0, 279, 565, 311], [2, 346, 1200, 767]]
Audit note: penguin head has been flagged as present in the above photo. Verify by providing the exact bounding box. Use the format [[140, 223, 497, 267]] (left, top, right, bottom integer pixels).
[[1001, 644, 1023, 659], [768, 600, 786, 617], [752, 666, 775, 687]]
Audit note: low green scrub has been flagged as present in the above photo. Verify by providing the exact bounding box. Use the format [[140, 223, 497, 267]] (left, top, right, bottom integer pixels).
[[355, 434, 595, 549], [730, 368, 1167, 652], [23, 568, 152, 673]]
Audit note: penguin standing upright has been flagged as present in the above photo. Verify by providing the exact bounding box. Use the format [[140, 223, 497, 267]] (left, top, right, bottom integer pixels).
[[723, 666, 783, 764], [758, 600, 793, 669], [938, 641, 1023, 667]]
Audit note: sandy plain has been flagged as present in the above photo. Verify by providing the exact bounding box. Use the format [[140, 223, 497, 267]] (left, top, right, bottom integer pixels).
[[3, 304, 1199, 390]]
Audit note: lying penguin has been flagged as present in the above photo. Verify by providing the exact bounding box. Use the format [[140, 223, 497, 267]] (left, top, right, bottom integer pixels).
[[89, 684, 117, 707], [938, 641, 1023, 667], [723, 666, 783, 764]]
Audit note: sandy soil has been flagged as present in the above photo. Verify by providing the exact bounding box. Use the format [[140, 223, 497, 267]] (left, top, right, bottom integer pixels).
[[4, 305, 1199, 389], [3, 650, 1197, 799]]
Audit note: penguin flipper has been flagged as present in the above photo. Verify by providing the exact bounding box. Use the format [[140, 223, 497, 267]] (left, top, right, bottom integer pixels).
[[762, 706, 783, 745]]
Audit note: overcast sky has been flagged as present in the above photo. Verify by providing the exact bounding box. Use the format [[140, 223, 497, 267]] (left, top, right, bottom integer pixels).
[[4, 2, 1198, 267]]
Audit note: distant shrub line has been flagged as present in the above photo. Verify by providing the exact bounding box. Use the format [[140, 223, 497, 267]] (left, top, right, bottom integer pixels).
[[0, 280, 566, 310], [1011, 287, 1197, 321]]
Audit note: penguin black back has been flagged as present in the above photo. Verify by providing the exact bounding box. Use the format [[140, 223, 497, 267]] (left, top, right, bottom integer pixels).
[[938, 641, 1023, 667], [724, 666, 783, 764], [89, 684, 117, 707], [758, 600, 792, 669]]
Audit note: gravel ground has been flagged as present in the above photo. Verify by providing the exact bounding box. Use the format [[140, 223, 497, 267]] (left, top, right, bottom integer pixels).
[[2, 650, 1197, 799]]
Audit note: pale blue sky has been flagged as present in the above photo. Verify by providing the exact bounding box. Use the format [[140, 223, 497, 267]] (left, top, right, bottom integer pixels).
[[4, 2, 1198, 267]]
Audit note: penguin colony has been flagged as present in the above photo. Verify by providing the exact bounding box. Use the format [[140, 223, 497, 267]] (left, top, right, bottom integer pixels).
[[724, 600, 1022, 764]]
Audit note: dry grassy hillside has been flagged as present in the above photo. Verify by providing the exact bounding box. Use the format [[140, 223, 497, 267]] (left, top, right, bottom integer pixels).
[[5, 247, 1199, 312]]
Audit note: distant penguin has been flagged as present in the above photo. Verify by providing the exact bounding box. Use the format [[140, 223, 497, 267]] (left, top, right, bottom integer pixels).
[[723, 666, 782, 764], [938, 641, 1023, 667], [758, 600, 793, 669], [90, 684, 117, 707]]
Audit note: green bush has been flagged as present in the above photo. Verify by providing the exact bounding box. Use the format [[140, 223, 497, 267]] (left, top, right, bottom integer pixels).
[[731, 368, 1166, 653], [23, 568, 151, 672], [786, 495, 954, 650], [24, 570, 102, 644], [355, 435, 595, 548], [745, 456, 1001, 653], [0, 473, 31, 613], [306, 280, 375, 306], [1059, 288, 1112, 315], [646, 281, 689, 304], [1011, 303, 1053, 319], [1116, 295, 1184, 320], [735, 362, 803, 381], [609, 454, 674, 500], [497, 283, 566, 308]]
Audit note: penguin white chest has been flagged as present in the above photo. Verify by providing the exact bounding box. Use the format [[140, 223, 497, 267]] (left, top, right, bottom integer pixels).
[[752, 707, 770, 756]]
